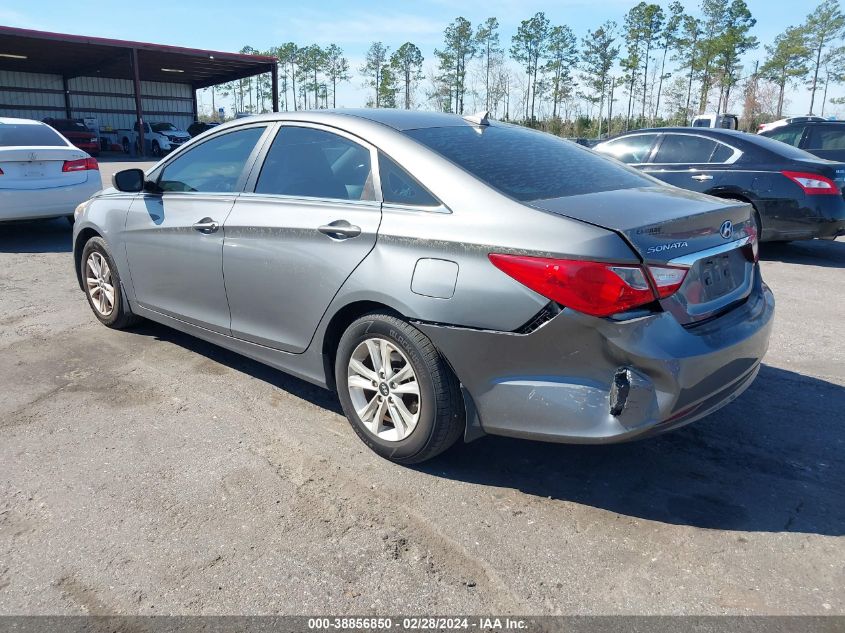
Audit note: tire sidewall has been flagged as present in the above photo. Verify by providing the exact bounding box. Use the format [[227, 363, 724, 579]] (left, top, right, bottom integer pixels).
[[336, 316, 437, 462], [81, 237, 125, 327]]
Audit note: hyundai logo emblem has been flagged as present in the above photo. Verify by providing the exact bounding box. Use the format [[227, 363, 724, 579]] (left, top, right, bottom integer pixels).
[[719, 220, 733, 240]]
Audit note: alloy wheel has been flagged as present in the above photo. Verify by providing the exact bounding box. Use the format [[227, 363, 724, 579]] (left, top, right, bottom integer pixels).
[[347, 337, 420, 442], [85, 252, 115, 317]]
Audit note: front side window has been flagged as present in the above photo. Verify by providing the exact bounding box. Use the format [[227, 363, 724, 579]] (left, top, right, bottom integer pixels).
[[766, 126, 803, 147], [598, 134, 659, 164], [378, 154, 440, 207], [805, 125, 845, 150], [255, 126, 374, 201], [158, 126, 266, 193], [405, 125, 652, 201], [653, 134, 719, 164]]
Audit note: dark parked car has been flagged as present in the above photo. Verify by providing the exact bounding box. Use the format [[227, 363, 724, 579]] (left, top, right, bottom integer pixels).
[[42, 118, 99, 156], [187, 120, 220, 137], [759, 120, 845, 162], [595, 127, 845, 242]]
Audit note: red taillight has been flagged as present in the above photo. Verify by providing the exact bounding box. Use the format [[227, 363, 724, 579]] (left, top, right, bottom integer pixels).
[[781, 170, 839, 195], [62, 157, 99, 172], [488, 254, 688, 317], [742, 224, 760, 263]]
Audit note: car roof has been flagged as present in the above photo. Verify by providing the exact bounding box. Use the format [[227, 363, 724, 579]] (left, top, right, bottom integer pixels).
[[0, 117, 46, 126], [619, 127, 750, 138], [219, 109, 484, 133], [777, 120, 845, 127]]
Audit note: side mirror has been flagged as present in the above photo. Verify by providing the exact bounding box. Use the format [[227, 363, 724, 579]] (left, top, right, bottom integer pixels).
[[112, 168, 145, 192]]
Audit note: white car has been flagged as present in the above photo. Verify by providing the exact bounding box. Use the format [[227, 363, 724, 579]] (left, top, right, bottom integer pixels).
[[757, 116, 826, 134], [0, 117, 101, 222]]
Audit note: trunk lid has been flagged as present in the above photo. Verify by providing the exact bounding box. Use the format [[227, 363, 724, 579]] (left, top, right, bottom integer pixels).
[[0, 147, 90, 189], [530, 186, 756, 325]]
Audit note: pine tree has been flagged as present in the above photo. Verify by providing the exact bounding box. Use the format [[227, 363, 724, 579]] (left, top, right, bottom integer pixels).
[[390, 43, 424, 109]]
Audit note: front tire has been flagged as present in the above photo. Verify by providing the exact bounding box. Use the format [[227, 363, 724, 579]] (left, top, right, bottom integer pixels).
[[335, 313, 464, 464], [81, 237, 140, 329]]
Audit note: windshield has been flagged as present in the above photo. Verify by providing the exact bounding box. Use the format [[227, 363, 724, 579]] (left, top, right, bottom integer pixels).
[[403, 124, 652, 201], [50, 120, 89, 132], [751, 133, 825, 160], [152, 122, 178, 132], [0, 123, 67, 147]]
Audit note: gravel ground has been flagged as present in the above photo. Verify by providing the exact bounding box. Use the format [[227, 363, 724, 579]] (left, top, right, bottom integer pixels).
[[0, 210, 842, 615]]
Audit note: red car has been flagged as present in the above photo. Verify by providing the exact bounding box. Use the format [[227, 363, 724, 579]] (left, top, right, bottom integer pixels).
[[42, 118, 99, 156]]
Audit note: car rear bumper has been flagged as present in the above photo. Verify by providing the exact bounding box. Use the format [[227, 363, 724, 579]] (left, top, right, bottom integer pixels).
[[0, 176, 101, 221], [762, 196, 845, 241], [417, 271, 775, 444]]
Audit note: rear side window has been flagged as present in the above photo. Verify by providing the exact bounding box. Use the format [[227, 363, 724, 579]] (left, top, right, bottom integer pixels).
[[405, 125, 651, 201], [255, 126, 374, 201], [654, 134, 719, 164], [378, 154, 440, 207], [598, 134, 658, 164], [805, 125, 845, 150], [158, 126, 266, 193], [765, 126, 804, 147], [0, 123, 67, 147]]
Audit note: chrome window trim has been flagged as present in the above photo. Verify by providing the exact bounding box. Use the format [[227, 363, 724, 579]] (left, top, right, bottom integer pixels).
[[235, 191, 382, 211], [381, 201, 452, 215], [669, 235, 753, 267]]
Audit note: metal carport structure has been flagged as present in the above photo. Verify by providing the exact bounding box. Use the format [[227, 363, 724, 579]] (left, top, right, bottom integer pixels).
[[0, 26, 278, 155]]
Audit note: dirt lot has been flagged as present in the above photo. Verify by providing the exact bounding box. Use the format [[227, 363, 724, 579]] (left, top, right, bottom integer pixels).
[[0, 203, 843, 614]]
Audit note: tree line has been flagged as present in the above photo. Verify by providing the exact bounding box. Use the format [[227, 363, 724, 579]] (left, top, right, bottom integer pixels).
[[204, 0, 845, 137]]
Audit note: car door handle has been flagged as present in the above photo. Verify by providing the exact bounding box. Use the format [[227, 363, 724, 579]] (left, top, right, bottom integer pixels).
[[318, 220, 361, 240], [192, 218, 219, 233], [691, 174, 713, 182]]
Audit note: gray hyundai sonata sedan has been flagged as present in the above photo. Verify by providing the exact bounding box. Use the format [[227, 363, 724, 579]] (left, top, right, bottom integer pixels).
[[72, 109, 774, 464]]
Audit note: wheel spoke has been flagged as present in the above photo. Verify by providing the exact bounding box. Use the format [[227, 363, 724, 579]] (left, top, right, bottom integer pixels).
[[379, 340, 393, 379], [365, 339, 382, 373], [349, 358, 377, 383], [356, 393, 379, 423], [391, 363, 413, 384], [347, 374, 374, 391], [371, 398, 388, 435], [104, 287, 115, 310], [392, 380, 419, 396], [388, 402, 406, 436], [89, 286, 101, 298], [391, 397, 416, 431]]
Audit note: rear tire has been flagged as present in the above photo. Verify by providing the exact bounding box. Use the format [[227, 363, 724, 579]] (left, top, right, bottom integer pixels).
[[335, 313, 464, 464], [81, 237, 141, 330]]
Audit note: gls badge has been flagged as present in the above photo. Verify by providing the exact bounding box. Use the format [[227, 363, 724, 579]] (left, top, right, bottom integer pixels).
[[647, 241, 688, 254]]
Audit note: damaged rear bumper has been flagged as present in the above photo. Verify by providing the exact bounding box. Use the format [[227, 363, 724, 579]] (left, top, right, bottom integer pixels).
[[416, 273, 775, 444]]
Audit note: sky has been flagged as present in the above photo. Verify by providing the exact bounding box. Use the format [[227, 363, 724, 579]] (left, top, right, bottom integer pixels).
[[2, 0, 843, 119]]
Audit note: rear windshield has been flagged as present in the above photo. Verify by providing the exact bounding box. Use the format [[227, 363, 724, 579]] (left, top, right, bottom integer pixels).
[[0, 123, 67, 147], [403, 124, 651, 201]]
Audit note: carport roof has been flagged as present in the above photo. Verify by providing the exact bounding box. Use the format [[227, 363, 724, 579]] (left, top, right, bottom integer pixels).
[[0, 26, 276, 88]]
